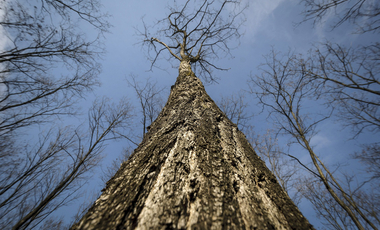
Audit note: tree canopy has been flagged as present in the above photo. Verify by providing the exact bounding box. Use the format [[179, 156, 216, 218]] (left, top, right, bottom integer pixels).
[[139, 0, 246, 82]]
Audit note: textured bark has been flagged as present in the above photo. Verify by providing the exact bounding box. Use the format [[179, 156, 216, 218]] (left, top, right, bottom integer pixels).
[[71, 69, 314, 230]]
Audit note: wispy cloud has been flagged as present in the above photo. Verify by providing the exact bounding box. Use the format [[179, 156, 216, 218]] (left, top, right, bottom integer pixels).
[[310, 134, 332, 151], [0, 0, 11, 98], [0, 0, 11, 53], [242, 0, 285, 41]]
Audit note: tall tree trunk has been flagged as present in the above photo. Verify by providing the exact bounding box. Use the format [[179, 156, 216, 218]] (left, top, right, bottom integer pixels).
[[71, 70, 314, 229]]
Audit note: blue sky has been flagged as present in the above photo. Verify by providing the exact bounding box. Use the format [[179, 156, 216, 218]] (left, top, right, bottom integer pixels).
[[3, 0, 377, 229]]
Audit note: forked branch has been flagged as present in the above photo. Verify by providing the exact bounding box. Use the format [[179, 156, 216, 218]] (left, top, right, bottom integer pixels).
[[139, 0, 246, 82]]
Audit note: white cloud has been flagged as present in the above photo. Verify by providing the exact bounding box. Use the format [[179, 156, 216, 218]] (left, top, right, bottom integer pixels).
[[0, 0, 12, 53], [0, 0, 12, 99], [242, 0, 285, 40], [310, 134, 332, 151], [313, 7, 335, 43]]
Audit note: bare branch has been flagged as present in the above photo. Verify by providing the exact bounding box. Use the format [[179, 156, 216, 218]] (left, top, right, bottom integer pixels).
[[127, 75, 165, 139], [299, 0, 380, 33], [217, 91, 253, 132], [0, 1, 115, 228], [249, 48, 379, 229], [307, 43, 380, 137], [137, 0, 246, 82], [2, 97, 134, 230]]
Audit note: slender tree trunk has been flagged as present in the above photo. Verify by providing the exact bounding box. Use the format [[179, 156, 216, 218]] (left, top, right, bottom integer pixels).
[[71, 69, 314, 229]]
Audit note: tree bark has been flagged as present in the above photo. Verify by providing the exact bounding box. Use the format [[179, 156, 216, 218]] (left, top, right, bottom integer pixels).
[[71, 70, 314, 230]]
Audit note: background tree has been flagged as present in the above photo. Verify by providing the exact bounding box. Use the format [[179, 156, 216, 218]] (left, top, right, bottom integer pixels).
[[126, 75, 166, 139], [250, 129, 302, 205], [249, 49, 379, 230], [217, 92, 302, 204], [0, 1, 138, 229], [253, 43, 380, 230], [99, 75, 166, 184], [138, 0, 246, 82], [273, 2, 380, 227], [306, 43, 380, 137], [295, 3, 380, 227], [300, 0, 380, 33], [217, 91, 253, 132], [297, 173, 380, 230], [0, 0, 110, 136], [100, 147, 133, 184], [354, 143, 380, 181], [1, 97, 134, 230]]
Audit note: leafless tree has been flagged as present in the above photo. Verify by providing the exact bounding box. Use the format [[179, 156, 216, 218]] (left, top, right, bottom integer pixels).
[[300, 0, 380, 33], [217, 91, 253, 132], [127, 75, 166, 139], [250, 129, 302, 205], [138, 0, 246, 82], [354, 143, 380, 181], [303, 43, 380, 137], [298, 172, 380, 230], [100, 147, 133, 184], [97, 75, 166, 195], [0, 97, 134, 230], [68, 189, 105, 229], [249, 49, 379, 230], [0, 1, 123, 229], [298, 176, 357, 230], [39, 217, 67, 230], [0, 0, 109, 136], [0, 0, 109, 182], [217, 91, 302, 204]]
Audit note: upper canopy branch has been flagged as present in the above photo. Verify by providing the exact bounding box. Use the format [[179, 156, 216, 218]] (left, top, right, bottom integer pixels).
[[151, 37, 181, 61], [299, 0, 380, 33], [139, 0, 246, 82]]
